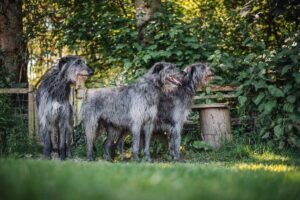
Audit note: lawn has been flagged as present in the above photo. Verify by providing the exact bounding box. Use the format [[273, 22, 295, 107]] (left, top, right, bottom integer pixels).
[[0, 154, 300, 200]]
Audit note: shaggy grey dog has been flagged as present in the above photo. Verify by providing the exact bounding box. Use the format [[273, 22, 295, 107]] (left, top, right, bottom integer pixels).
[[114, 63, 214, 161], [81, 62, 185, 161], [36, 55, 93, 160]]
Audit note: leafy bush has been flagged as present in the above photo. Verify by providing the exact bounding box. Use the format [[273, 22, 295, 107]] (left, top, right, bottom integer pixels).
[[237, 35, 300, 148]]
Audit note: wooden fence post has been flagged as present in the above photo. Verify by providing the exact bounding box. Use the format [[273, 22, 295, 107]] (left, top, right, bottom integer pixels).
[[28, 85, 35, 138]]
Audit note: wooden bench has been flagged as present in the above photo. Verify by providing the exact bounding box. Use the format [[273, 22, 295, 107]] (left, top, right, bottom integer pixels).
[[185, 85, 238, 126]]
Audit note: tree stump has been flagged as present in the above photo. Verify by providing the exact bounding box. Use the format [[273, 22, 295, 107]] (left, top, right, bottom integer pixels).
[[194, 103, 232, 150]]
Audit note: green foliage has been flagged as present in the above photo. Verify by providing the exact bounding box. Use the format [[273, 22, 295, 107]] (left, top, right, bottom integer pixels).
[[0, 94, 40, 157], [237, 35, 300, 148], [72, 125, 106, 158], [0, 67, 40, 157]]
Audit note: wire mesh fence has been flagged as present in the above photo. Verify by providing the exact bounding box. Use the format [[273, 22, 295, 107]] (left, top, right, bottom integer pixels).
[[0, 87, 37, 155]]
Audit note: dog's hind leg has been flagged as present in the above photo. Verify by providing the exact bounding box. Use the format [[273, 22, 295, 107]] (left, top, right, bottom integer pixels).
[[41, 125, 52, 159], [51, 126, 59, 159], [58, 122, 67, 160], [66, 108, 74, 158], [65, 123, 73, 159], [116, 131, 126, 160], [85, 123, 97, 161], [103, 126, 117, 161], [168, 135, 175, 158]]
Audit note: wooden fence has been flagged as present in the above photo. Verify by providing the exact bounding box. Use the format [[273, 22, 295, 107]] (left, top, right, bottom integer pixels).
[[0, 86, 36, 138], [0, 85, 237, 138]]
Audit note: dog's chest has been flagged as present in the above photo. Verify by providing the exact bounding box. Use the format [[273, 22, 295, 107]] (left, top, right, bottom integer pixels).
[[129, 95, 157, 120]]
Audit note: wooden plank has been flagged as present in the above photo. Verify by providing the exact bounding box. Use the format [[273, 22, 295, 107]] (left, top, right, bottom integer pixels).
[[192, 103, 229, 109], [197, 85, 238, 92], [193, 94, 237, 100], [0, 88, 29, 94]]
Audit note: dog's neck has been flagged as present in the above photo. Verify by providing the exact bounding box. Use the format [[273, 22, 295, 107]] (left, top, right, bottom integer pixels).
[[42, 68, 72, 103], [135, 78, 161, 101]]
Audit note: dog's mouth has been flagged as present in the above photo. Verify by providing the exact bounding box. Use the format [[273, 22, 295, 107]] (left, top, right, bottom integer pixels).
[[205, 71, 214, 82], [77, 72, 91, 78], [75, 74, 90, 89], [167, 75, 182, 86]]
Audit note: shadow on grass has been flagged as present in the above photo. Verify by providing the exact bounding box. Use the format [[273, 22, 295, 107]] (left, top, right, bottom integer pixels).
[[183, 138, 300, 168]]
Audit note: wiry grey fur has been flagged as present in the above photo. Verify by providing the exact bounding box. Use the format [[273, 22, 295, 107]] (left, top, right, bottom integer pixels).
[[81, 62, 185, 161], [114, 63, 214, 161], [36, 55, 93, 160]]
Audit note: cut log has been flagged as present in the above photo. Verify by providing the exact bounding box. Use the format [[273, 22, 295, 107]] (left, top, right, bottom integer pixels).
[[195, 103, 232, 150]]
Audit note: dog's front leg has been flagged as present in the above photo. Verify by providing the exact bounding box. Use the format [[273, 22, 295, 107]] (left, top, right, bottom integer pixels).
[[171, 124, 182, 161], [143, 122, 153, 162], [131, 125, 141, 161]]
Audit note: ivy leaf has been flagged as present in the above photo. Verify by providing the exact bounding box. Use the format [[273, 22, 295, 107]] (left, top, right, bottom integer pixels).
[[238, 96, 248, 107], [283, 103, 294, 113], [244, 53, 256, 62], [263, 100, 277, 114], [261, 132, 270, 139], [253, 92, 265, 105], [175, 50, 183, 56], [142, 54, 151, 63], [267, 85, 284, 97], [274, 125, 284, 139], [253, 80, 266, 90], [281, 65, 292, 75], [290, 55, 298, 64], [292, 73, 300, 84], [124, 60, 132, 69], [287, 95, 296, 104]]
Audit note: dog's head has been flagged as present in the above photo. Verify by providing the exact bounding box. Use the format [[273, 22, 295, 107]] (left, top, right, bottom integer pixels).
[[57, 55, 94, 89], [183, 63, 214, 92], [149, 62, 185, 92]]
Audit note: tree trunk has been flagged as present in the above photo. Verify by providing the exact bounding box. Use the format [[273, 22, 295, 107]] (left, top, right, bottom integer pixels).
[[134, 0, 161, 44], [0, 0, 27, 84]]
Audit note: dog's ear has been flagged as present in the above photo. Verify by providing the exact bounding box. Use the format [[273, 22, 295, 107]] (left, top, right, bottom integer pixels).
[[152, 62, 165, 74], [187, 66, 195, 79], [58, 56, 69, 70]]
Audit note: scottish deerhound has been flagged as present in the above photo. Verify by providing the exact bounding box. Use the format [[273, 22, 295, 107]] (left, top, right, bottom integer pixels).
[[36, 55, 93, 160], [81, 62, 185, 161], [114, 63, 214, 161]]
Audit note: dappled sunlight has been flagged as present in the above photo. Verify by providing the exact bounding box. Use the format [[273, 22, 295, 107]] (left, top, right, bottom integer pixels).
[[249, 152, 289, 162], [157, 163, 171, 168], [232, 163, 297, 172]]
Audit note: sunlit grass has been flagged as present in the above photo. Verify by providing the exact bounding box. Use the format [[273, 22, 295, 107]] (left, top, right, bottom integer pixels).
[[232, 163, 297, 172], [249, 151, 289, 162]]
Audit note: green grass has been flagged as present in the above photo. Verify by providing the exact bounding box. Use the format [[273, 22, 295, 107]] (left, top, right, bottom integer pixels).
[[1, 135, 300, 200], [0, 156, 300, 200]]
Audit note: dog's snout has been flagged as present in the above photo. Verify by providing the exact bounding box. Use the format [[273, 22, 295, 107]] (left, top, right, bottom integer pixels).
[[87, 68, 94, 76]]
